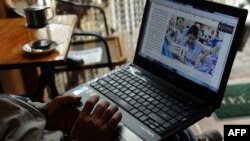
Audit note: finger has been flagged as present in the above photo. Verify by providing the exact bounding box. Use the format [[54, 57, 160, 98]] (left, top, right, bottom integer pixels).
[[92, 101, 110, 119], [80, 95, 100, 116], [54, 96, 82, 105], [100, 105, 119, 124], [107, 112, 122, 130]]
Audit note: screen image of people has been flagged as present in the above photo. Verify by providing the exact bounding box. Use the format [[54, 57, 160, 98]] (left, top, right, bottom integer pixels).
[[161, 15, 224, 76]]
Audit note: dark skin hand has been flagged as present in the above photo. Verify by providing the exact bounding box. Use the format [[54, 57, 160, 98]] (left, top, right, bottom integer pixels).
[[46, 95, 122, 141], [46, 95, 82, 134], [71, 95, 122, 141]]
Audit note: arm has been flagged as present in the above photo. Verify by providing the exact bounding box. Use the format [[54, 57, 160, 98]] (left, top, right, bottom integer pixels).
[[194, 48, 210, 66]]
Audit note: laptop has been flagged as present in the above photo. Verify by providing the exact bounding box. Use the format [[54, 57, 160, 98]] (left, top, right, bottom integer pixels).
[[65, 0, 247, 140]]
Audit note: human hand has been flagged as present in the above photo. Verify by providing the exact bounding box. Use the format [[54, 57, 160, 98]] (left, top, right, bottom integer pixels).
[[47, 96, 82, 133], [194, 57, 201, 67], [71, 95, 122, 141]]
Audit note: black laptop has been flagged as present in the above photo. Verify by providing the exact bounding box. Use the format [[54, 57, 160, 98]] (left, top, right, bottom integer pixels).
[[65, 0, 247, 140]]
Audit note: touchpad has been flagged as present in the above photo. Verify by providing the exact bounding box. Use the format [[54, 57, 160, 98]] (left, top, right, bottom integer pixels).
[[112, 123, 143, 141]]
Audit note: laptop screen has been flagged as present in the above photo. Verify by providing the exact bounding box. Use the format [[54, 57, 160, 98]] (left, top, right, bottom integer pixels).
[[138, 0, 239, 92]]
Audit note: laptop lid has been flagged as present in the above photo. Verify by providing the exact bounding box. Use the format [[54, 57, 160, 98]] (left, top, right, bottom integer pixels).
[[134, 0, 247, 107]]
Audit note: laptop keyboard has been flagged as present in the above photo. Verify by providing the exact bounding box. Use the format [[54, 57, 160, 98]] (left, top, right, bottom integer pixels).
[[90, 69, 194, 135]]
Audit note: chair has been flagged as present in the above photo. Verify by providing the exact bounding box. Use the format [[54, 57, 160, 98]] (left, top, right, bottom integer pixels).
[[54, 0, 127, 91], [4, 0, 127, 98]]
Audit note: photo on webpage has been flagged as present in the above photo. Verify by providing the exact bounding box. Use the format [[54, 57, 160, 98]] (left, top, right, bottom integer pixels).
[[161, 14, 225, 77]]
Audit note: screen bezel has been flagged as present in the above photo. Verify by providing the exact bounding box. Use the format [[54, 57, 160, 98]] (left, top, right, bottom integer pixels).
[[134, 0, 248, 107]]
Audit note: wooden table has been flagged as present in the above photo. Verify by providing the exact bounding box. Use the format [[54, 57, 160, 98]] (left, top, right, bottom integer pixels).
[[0, 15, 77, 69], [0, 15, 77, 100]]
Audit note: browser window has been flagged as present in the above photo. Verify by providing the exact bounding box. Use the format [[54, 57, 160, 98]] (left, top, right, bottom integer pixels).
[[139, 0, 239, 92]]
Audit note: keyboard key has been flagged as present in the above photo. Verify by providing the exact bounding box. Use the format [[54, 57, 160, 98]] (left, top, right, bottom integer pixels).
[[93, 84, 102, 89], [121, 94, 127, 99], [130, 80, 136, 84], [142, 101, 150, 106], [152, 100, 160, 105], [176, 114, 184, 121], [112, 82, 119, 87], [146, 90, 153, 95], [139, 106, 146, 111], [162, 107, 170, 112], [151, 121, 159, 127], [97, 87, 105, 91], [163, 122, 171, 128], [134, 89, 140, 94], [125, 90, 131, 94], [152, 107, 160, 113], [156, 95, 163, 100], [145, 84, 152, 88], [182, 111, 191, 117], [139, 115, 148, 121], [130, 86, 136, 91], [149, 113, 165, 124], [142, 87, 149, 92], [125, 78, 131, 82], [116, 91, 123, 96], [90, 82, 98, 87], [138, 99, 145, 103], [135, 112, 143, 118], [109, 80, 115, 84], [157, 103, 164, 109], [134, 95, 140, 100], [160, 99, 168, 104], [103, 77, 112, 82], [117, 85, 123, 89], [144, 120, 150, 126], [108, 86, 115, 91], [149, 124, 156, 129], [159, 126, 165, 132], [137, 85, 144, 89], [166, 102, 172, 106], [158, 111, 172, 120], [130, 109, 139, 114], [126, 84, 132, 88], [168, 110, 178, 117], [134, 103, 141, 108], [143, 109, 151, 115], [169, 118, 177, 124], [147, 104, 155, 109], [143, 94, 150, 99], [172, 105, 182, 113], [133, 82, 140, 87], [117, 79, 123, 83], [154, 89, 160, 93], [128, 93, 136, 97], [151, 93, 158, 97], [129, 100, 137, 105], [121, 87, 127, 92], [98, 80, 107, 85], [112, 89, 119, 93], [147, 97, 154, 102], [121, 82, 128, 86], [155, 128, 161, 133], [125, 97, 132, 102], [138, 92, 145, 96], [102, 89, 109, 94], [105, 92, 133, 111]]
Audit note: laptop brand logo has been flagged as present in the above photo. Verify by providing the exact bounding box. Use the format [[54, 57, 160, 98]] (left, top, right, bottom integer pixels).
[[140, 126, 155, 138]]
